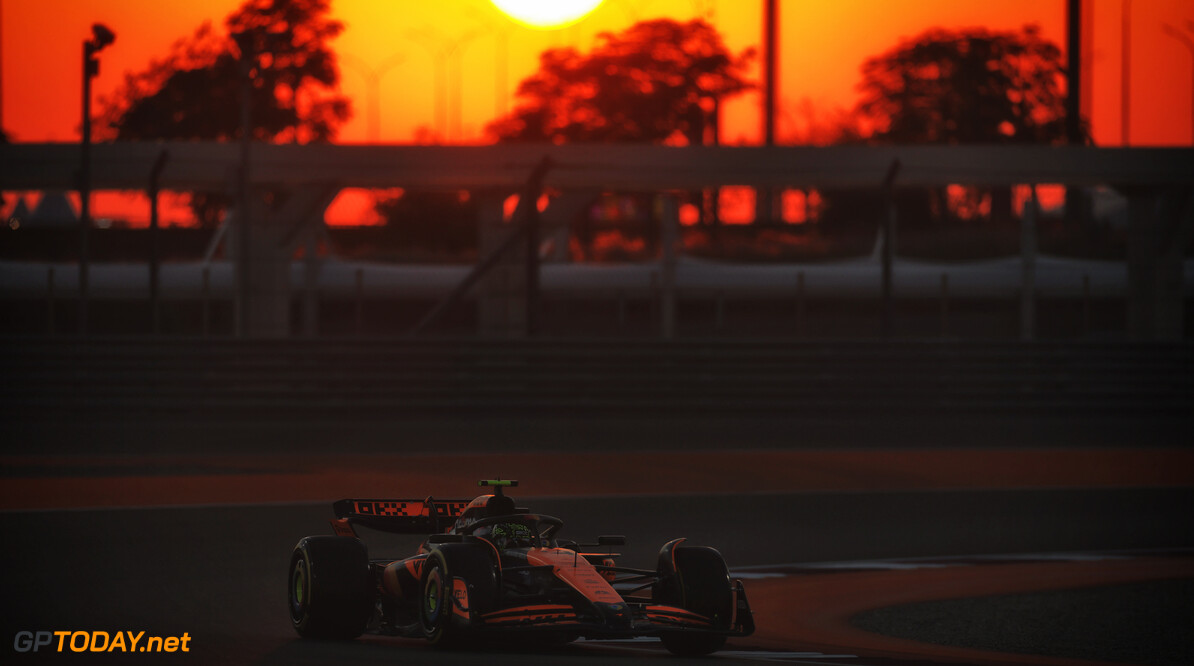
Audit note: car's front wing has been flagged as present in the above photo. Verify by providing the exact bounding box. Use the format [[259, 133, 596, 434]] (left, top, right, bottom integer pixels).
[[469, 581, 755, 638]]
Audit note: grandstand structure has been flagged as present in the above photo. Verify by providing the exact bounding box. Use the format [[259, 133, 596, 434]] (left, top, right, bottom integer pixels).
[[2, 142, 1192, 339]]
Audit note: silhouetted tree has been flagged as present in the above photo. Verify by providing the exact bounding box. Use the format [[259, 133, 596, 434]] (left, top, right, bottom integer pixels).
[[103, 0, 347, 143], [477, 20, 752, 256], [828, 24, 1076, 227], [811, 25, 1074, 232], [98, 0, 350, 226], [487, 19, 753, 144], [856, 24, 1069, 145]]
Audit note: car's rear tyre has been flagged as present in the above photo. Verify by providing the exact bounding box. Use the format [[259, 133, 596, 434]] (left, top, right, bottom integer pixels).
[[420, 543, 498, 648], [658, 546, 732, 656], [288, 536, 372, 639]]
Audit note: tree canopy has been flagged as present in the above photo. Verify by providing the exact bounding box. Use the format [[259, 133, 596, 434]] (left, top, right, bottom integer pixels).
[[96, 0, 350, 227], [99, 0, 349, 144], [487, 19, 753, 144], [854, 24, 1073, 145], [812, 25, 1080, 232]]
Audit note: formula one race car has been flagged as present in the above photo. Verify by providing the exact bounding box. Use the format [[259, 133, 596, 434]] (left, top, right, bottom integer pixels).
[[287, 480, 754, 656]]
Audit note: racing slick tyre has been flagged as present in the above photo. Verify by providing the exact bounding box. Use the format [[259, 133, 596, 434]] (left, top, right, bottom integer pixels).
[[420, 543, 499, 648], [658, 545, 733, 656], [288, 536, 373, 639]]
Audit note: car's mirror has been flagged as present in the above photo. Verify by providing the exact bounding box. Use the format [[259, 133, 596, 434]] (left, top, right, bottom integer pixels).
[[597, 535, 626, 546]]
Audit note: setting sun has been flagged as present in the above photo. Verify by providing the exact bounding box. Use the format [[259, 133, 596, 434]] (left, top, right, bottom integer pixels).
[[491, 0, 604, 29]]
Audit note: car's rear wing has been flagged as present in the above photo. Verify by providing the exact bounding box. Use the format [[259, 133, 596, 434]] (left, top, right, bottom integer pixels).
[[331, 498, 473, 536]]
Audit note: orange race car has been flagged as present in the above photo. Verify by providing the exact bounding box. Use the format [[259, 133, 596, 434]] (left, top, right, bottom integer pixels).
[[287, 480, 754, 656]]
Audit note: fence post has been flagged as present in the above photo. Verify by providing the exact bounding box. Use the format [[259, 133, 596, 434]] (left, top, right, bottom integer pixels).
[[1020, 185, 1038, 341], [47, 267, 56, 337], [881, 159, 900, 338], [355, 268, 365, 337], [658, 195, 678, 340], [795, 270, 805, 337], [1082, 273, 1091, 338], [940, 272, 950, 339], [302, 232, 319, 339], [649, 270, 660, 336], [201, 267, 211, 337]]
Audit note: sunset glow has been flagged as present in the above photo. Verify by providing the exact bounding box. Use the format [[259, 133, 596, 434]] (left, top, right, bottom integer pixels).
[[2, 0, 1193, 227], [5, 0, 1192, 148], [491, 0, 604, 30]]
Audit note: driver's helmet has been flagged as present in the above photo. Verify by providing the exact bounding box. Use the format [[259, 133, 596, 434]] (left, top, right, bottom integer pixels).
[[478, 521, 536, 549]]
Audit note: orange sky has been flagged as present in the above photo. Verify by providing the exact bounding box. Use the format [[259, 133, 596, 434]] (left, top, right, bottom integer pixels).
[[2, 0, 1193, 224]]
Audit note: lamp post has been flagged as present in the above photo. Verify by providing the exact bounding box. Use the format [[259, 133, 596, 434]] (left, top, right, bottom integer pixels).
[[79, 23, 114, 336]]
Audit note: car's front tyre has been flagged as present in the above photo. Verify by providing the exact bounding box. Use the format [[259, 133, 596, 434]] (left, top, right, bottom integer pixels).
[[420, 543, 498, 648], [657, 543, 733, 656], [288, 536, 373, 639]]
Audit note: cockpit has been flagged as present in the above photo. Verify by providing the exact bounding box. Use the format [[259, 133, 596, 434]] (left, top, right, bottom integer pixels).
[[449, 481, 563, 550]]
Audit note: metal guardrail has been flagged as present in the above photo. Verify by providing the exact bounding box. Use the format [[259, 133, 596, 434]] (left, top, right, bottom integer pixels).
[[1, 340, 1189, 418], [5, 258, 1180, 300]]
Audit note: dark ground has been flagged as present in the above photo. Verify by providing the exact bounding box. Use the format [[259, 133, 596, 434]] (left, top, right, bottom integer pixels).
[[853, 579, 1194, 666], [1, 336, 1190, 665], [2, 492, 1191, 665]]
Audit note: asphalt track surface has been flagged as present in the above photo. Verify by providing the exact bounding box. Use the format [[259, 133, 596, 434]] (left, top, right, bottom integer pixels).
[[2, 416, 1193, 666]]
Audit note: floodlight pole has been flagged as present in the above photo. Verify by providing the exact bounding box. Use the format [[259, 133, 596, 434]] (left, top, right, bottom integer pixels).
[[78, 24, 114, 336], [756, 0, 778, 225], [79, 41, 93, 336], [763, 0, 776, 149], [1065, 0, 1083, 145], [235, 33, 254, 338], [1064, 0, 1084, 229]]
